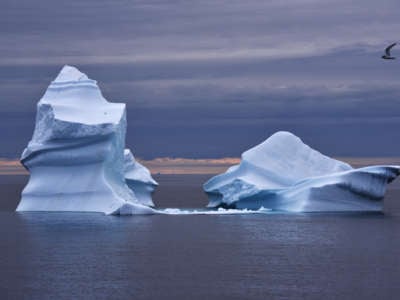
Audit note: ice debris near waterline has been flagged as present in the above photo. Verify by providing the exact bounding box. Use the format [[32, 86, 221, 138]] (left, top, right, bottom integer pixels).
[[204, 131, 400, 212], [17, 65, 157, 215]]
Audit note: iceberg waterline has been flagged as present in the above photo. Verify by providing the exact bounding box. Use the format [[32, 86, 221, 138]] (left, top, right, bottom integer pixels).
[[17, 65, 157, 215], [204, 131, 400, 212]]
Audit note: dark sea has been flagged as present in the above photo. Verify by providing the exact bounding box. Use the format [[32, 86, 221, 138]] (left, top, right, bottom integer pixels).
[[0, 174, 399, 300]]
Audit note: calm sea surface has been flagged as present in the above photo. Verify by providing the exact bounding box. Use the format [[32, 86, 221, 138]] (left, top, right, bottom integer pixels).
[[0, 174, 399, 300]]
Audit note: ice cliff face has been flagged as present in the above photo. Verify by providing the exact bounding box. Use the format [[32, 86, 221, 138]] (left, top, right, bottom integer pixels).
[[124, 149, 158, 207], [204, 131, 400, 212], [17, 65, 155, 215]]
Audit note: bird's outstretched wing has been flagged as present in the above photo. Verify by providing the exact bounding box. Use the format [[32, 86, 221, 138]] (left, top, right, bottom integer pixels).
[[385, 43, 397, 56]]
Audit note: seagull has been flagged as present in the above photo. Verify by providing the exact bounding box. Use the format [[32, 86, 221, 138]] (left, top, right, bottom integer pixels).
[[382, 43, 397, 59]]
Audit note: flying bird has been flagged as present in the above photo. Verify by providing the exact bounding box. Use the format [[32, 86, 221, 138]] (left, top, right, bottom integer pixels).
[[382, 43, 397, 59]]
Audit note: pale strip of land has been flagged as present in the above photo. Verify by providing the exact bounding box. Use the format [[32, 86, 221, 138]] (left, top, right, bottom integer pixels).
[[1, 157, 400, 175]]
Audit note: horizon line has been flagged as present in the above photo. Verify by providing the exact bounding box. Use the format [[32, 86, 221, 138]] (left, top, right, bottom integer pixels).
[[1, 157, 400, 175]]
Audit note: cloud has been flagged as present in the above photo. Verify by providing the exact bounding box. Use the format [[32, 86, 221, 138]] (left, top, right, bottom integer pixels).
[[137, 157, 241, 174], [0, 157, 240, 175], [2, 157, 400, 175], [0, 159, 27, 175], [0, 0, 398, 65], [1, 0, 400, 158]]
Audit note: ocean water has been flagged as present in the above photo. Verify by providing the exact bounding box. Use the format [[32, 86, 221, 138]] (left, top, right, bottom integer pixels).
[[0, 174, 400, 300]]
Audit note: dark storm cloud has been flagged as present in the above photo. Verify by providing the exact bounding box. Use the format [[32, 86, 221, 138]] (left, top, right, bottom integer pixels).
[[0, 0, 400, 158]]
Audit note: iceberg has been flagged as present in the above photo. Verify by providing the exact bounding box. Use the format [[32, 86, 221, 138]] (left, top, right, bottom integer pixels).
[[124, 149, 158, 207], [17, 65, 156, 215], [204, 131, 400, 212]]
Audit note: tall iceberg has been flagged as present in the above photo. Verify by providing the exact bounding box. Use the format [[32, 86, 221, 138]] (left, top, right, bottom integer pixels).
[[17, 65, 155, 215], [204, 131, 400, 212]]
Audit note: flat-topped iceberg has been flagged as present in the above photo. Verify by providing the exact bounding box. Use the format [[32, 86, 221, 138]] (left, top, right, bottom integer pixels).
[[17, 65, 156, 215], [204, 131, 400, 212]]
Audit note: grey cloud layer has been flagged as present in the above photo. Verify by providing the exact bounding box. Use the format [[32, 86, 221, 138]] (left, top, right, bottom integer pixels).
[[0, 0, 399, 158], [1, 0, 398, 64]]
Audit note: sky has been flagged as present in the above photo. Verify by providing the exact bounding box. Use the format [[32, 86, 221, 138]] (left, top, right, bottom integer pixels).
[[1, 0, 400, 159]]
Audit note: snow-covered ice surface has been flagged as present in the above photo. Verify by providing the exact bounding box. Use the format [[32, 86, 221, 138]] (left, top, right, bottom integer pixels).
[[204, 131, 400, 212], [17, 65, 156, 215]]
